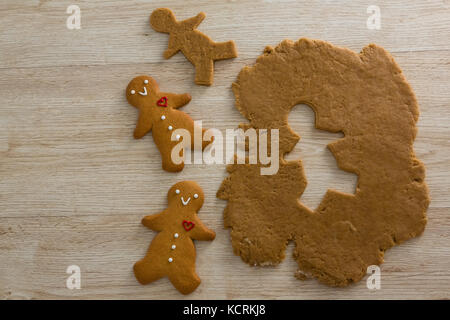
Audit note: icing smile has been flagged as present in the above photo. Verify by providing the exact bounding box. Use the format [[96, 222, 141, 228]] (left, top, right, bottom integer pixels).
[[181, 197, 191, 206], [138, 87, 148, 96]]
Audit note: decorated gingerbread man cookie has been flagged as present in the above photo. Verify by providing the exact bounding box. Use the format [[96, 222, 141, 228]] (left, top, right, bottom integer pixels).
[[134, 181, 215, 295], [150, 8, 238, 86], [126, 76, 211, 172]]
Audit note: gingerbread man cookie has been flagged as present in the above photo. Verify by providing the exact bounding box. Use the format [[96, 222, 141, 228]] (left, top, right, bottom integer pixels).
[[134, 181, 215, 295], [150, 8, 238, 86], [126, 76, 211, 172]]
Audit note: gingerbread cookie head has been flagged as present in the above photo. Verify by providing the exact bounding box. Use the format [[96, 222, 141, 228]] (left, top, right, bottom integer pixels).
[[168, 181, 204, 212], [150, 8, 176, 33], [126, 75, 159, 108]]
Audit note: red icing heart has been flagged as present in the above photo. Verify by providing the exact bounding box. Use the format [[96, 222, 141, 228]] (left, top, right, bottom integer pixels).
[[182, 220, 195, 231], [157, 96, 168, 107]]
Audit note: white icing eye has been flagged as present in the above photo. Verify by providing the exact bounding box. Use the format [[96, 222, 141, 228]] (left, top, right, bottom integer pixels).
[[194, 194, 199, 199], [144, 79, 149, 84], [175, 189, 180, 194], [161, 115, 166, 120], [175, 134, 180, 141], [168, 125, 173, 131], [174, 233, 179, 238], [130, 90, 136, 95]]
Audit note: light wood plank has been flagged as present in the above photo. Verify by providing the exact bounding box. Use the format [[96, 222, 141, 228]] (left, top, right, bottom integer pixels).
[[0, 0, 449, 68], [0, 207, 448, 299]]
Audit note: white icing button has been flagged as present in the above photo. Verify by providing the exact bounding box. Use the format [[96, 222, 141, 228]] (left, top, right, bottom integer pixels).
[[168, 257, 173, 263], [175, 189, 180, 194], [194, 193, 199, 199], [174, 233, 179, 238], [130, 90, 136, 95], [144, 79, 149, 84], [176, 134, 181, 141], [168, 125, 173, 131], [161, 115, 166, 120], [171, 245, 176, 250]]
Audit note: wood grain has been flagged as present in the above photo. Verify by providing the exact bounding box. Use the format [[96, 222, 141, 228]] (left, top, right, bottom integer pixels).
[[0, 0, 449, 299]]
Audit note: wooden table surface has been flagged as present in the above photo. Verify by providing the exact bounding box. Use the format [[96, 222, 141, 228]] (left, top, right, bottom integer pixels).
[[0, 0, 449, 300]]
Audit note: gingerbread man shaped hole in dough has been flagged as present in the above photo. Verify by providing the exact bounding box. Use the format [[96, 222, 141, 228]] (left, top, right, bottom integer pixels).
[[134, 181, 215, 295], [126, 76, 212, 172]]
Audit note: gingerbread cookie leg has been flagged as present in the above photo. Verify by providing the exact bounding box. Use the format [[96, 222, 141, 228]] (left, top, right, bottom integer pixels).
[[157, 140, 185, 172], [201, 128, 211, 150], [169, 270, 201, 295], [194, 59, 214, 86], [212, 41, 238, 60], [183, 127, 212, 151], [191, 128, 213, 150], [134, 259, 165, 285]]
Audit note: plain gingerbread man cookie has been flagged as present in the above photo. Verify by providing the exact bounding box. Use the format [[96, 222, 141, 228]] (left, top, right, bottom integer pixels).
[[126, 75, 211, 172], [150, 8, 238, 86], [134, 181, 215, 295]]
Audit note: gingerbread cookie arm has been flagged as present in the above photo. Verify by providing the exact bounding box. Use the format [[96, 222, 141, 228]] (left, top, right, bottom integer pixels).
[[189, 218, 215, 241], [181, 12, 205, 30], [141, 211, 166, 232], [134, 113, 153, 139], [165, 92, 191, 109]]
